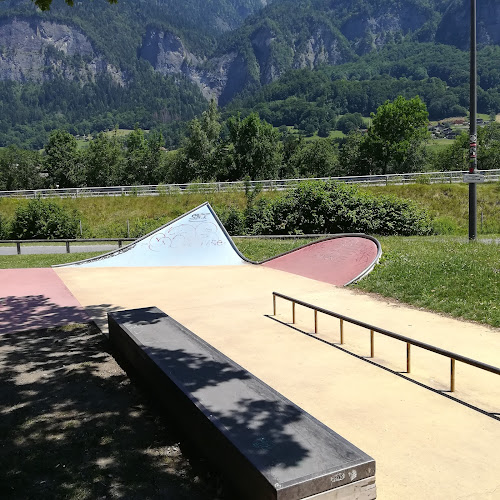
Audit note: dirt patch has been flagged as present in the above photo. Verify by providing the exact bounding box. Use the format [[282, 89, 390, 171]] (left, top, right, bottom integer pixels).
[[0, 323, 231, 499]]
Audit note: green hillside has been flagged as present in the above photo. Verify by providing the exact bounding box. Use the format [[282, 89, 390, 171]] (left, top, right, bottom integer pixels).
[[1, 0, 500, 148]]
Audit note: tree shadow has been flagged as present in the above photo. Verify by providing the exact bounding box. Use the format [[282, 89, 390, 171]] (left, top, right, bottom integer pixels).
[[144, 343, 311, 470], [0, 323, 228, 499], [109, 307, 347, 493], [0, 295, 90, 334]]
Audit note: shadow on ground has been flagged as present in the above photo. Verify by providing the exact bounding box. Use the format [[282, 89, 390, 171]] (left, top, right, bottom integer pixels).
[[0, 295, 89, 334], [0, 323, 229, 499], [108, 307, 313, 484]]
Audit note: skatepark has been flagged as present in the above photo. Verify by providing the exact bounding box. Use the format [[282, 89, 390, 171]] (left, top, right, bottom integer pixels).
[[1, 203, 499, 499]]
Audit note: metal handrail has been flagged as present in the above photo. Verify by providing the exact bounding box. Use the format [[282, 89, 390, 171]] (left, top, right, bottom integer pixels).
[[272, 292, 500, 392], [0, 238, 135, 254], [1, 169, 499, 199]]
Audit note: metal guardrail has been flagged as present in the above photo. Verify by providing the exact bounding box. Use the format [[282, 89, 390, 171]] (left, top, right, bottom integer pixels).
[[1, 238, 135, 255], [1, 169, 499, 199], [272, 292, 500, 393]]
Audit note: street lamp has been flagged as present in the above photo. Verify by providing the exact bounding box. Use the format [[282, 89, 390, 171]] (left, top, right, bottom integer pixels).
[[468, 0, 477, 240]]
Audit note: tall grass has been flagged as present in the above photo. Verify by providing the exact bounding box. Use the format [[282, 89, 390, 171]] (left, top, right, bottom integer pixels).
[[0, 182, 498, 237], [362, 183, 500, 235]]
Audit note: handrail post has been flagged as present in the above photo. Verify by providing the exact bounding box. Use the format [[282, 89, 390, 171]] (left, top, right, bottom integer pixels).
[[292, 302, 296, 324], [273, 294, 276, 316], [370, 330, 374, 358], [406, 343, 411, 373], [314, 310, 318, 334], [340, 319, 344, 344], [451, 358, 456, 392], [65, 241, 70, 253], [118, 239, 123, 248], [16, 242, 21, 255]]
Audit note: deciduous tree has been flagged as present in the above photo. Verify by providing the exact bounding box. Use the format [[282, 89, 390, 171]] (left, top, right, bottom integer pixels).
[[362, 96, 429, 174], [44, 130, 84, 188], [227, 113, 283, 180]]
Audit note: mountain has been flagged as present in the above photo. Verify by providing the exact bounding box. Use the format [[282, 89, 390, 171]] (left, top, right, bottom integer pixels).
[[0, 0, 500, 147], [151, 0, 500, 104], [0, 0, 274, 146]]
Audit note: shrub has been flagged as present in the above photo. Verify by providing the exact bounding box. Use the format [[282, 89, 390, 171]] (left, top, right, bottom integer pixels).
[[370, 195, 432, 236], [10, 198, 80, 239], [215, 206, 246, 235], [244, 181, 433, 236]]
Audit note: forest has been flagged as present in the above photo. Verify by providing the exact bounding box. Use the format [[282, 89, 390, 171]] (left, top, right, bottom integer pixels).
[[2, 97, 499, 192]]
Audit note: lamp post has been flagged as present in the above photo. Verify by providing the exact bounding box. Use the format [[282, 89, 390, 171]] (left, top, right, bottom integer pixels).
[[469, 0, 477, 240]]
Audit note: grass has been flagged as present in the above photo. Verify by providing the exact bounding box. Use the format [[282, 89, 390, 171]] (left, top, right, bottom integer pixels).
[[426, 137, 454, 154], [1, 236, 498, 328], [2, 182, 499, 238], [356, 236, 500, 328], [233, 237, 317, 261], [0, 251, 103, 268]]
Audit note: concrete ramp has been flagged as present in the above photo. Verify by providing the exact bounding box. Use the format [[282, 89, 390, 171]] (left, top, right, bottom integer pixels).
[[263, 235, 381, 286], [56, 203, 248, 268], [55, 203, 380, 286]]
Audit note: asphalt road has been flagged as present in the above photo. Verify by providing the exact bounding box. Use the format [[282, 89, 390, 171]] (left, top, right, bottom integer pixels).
[[0, 244, 118, 256]]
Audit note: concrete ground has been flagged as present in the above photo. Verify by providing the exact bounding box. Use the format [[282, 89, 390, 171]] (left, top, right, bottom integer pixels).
[[0, 268, 89, 334], [55, 265, 500, 500]]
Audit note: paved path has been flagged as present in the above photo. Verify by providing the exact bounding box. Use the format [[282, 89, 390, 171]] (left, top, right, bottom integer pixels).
[[55, 265, 500, 500], [0, 245, 117, 256]]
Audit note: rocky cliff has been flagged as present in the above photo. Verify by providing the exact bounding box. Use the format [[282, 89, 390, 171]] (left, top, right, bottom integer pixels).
[[0, 17, 124, 84]]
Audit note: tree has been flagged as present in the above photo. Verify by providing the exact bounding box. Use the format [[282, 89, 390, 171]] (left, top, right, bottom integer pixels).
[[0, 146, 44, 191], [226, 113, 283, 180], [339, 131, 375, 176], [172, 100, 221, 182], [363, 96, 429, 174], [31, 0, 117, 11], [432, 122, 500, 171], [44, 130, 84, 188], [122, 126, 148, 184], [84, 131, 123, 187], [336, 113, 364, 134], [288, 139, 339, 178]]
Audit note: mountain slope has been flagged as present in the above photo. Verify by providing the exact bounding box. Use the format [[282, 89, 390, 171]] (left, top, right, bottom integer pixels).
[[1, 0, 500, 147], [0, 0, 273, 146], [140, 0, 500, 104]]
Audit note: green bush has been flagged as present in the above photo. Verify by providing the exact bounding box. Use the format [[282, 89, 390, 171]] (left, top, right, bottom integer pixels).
[[215, 205, 246, 235], [10, 198, 80, 239], [243, 181, 432, 236]]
